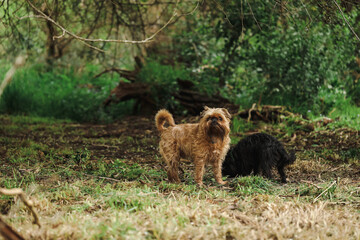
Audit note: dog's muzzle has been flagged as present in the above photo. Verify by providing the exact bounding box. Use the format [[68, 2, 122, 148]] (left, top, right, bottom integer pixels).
[[211, 118, 218, 125]]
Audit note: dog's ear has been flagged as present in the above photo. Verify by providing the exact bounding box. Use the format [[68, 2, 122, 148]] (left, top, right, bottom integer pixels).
[[221, 108, 231, 120], [201, 106, 210, 117]]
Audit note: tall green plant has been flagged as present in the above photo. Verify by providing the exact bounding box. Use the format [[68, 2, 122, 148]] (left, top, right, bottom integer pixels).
[[0, 64, 133, 122]]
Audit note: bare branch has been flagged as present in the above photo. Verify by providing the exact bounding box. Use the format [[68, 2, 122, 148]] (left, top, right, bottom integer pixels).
[[0, 188, 41, 228], [211, 0, 232, 25], [313, 180, 337, 203], [299, 0, 312, 28], [53, 29, 65, 39], [0, 218, 25, 240], [0, 56, 27, 98], [23, 0, 187, 49], [245, 0, 262, 31], [332, 0, 360, 42]]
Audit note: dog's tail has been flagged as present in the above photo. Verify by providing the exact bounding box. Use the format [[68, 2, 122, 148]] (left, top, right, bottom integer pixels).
[[155, 109, 175, 132]]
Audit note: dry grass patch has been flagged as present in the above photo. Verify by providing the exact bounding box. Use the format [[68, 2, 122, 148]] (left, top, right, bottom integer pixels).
[[3, 181, 360, 239]]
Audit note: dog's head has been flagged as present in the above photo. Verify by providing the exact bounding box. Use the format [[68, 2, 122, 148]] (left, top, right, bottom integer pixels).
[[199, 106, 231, 143]]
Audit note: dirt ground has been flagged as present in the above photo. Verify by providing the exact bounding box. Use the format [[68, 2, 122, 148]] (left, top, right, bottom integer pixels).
[[0, 114, 359, 239], [1, 114, 359, 184]]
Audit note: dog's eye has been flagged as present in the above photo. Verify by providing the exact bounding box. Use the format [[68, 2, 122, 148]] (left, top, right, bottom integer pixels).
[[207, 117, 211, 121], [219, 117, 222, 121]]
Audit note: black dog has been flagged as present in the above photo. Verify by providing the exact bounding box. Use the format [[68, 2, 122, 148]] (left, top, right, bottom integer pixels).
[[222, 133, 295, 183]]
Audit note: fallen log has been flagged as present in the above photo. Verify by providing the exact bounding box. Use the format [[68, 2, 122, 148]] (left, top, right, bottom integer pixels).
[[174, 88, 238, 115], [103, 82, 152, 107], [236, 104, 294, 122], [103, 78, 239, 115]]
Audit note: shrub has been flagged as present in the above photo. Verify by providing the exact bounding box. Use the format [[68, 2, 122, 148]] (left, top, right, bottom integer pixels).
[[0, 64, 133, 122], [235, 22, 357, 114], [137, 60, 190, 111]]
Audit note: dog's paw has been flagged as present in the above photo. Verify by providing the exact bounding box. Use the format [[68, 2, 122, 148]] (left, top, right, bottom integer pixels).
[[196, 181, 204, 187], [217, 180, 228, 185]]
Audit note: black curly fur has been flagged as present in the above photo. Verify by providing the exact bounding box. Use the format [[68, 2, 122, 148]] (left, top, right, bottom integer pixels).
[[222, 133, 296, 183]]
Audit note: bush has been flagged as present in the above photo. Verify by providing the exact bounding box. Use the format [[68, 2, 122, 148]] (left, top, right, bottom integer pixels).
[[0, 64, 133, 122], [137, 60, 190, 111], [235, 22, 357, 114], [172, 1, 360, 120]]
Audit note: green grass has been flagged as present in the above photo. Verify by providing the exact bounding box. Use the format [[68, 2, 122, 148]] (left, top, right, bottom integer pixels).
[[0, 64, 134, 122], [308, 94, 360, 130], [231, 117, 256, 134], [0, 114, 359, 239]]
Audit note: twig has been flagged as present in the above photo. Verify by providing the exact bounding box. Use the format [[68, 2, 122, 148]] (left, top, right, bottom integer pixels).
[[279, 195, 296, 198], [313, 180, 337, 203], [0, 56, 27, 97], [327, 201, 360, 206], [0, 188, 41, 228], [139, 179, 152, 187], [245, 0, 261, 31], [332, 0, 360, 42], [300, 180, 322, 189], [247, 103, 256, 122], [299, 0, 312, 28], [0, 217, 25, 240], [240, 0, 244, 41], [23, 0, 199, 51], [84, 173, 122, 182], [211, 0, 232, 25], [180, 0, 200, 16]]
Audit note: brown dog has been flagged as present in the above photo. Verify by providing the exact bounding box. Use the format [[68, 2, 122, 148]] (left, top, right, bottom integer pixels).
[[155, 106, 231, 186]]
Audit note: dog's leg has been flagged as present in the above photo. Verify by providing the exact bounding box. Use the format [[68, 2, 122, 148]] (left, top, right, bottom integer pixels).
[[253, 165, 260, 176], [212, 159, 227, 185], [277, 165, 287, 183], [262, 168, 273, 180], [169, 161, 181, 183], [167, 151, 181, 183], [194, 160, 205, 186], [164, 155, 180, 183], [161, 144, 181, 183], [259, 149, 274, 180]]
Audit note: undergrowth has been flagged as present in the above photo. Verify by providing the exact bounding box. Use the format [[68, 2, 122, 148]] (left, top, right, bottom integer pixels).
[[1, 61, 359, 129], [0, 64, 134, 122]]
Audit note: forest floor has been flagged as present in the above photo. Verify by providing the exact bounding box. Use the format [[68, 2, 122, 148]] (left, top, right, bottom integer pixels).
[[0, 113, 359, 239]]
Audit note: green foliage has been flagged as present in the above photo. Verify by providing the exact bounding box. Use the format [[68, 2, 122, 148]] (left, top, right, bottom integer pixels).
[[296, 181, 338, 202], [230, 176, 273, 196], [94, 159, 145, 181], [309, 90, 360, 130], [137, 60, 190, 110], [0, 64, 133, 122], [172, 1, 360, 123], [1, 0, 360, 126], [231, 117, 255, 134], [107, 194, 145, 212], [240, 24, 356, 113], [172, 18, 225, 96]]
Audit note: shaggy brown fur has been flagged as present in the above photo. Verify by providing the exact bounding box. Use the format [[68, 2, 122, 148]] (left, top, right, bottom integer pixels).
[[155, 107, 231, 186]]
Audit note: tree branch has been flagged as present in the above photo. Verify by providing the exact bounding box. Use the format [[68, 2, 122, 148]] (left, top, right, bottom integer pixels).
[[24, 0, 181, 50], [0, 188, 41, 228], [0, 56, 26, 98], [0, 218, 25, 240], [332, 0, 360, 42]]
